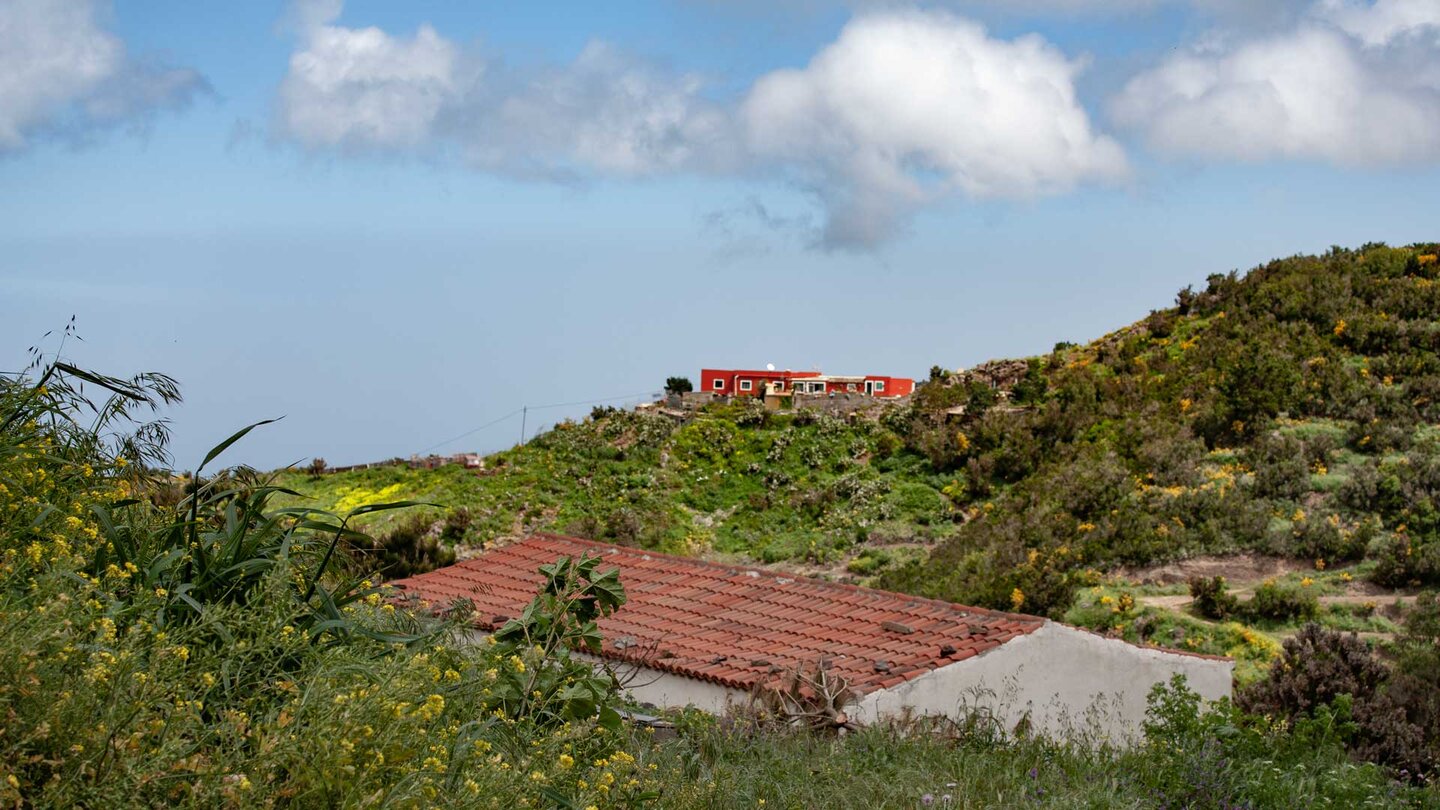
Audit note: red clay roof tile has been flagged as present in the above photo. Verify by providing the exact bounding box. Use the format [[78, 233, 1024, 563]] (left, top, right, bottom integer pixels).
[[390, 533, 1047, 696]]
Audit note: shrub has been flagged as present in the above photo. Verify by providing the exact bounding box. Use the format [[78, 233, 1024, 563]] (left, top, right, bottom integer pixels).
[[846, 548, 892, 576], [1188, 575, 1239, 620], [1286, 512, 1367, 563], [1371, 534, 1440, 588], [1246, 579, 1319, 623], [440, 506, 473, 543], [361, 512, 458, 579], [1247, 432, 1310, 499], [1386, 593, 1440, 774], [882, 483, 949, 526], [1239, 624, 1430, 777], [1239, 625, 1386, 717]]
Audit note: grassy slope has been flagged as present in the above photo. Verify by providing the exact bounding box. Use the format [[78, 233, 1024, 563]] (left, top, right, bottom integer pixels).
[[273, 402, 954, 567]]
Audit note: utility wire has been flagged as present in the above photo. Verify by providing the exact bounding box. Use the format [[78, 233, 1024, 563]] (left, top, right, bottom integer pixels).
[[415, 408, 525, 455], [527, 390, 660, 411], [417, 389, 662, 455]]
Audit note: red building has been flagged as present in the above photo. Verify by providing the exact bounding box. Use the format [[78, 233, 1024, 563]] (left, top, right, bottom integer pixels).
[[699, 368, 818, 397], [700, 368, 915, 399]]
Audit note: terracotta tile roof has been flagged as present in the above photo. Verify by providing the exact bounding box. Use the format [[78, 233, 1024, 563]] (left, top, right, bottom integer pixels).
[[389, 533, 1046, 695]]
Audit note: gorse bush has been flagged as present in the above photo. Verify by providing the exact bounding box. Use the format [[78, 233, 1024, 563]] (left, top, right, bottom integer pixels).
[[1247, 579, 1320, 623]]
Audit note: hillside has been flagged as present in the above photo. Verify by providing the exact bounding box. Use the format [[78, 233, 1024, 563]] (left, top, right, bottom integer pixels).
[[275, 242, 1440, 676]]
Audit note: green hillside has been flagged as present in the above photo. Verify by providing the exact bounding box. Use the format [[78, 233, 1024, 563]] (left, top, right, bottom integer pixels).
[[274, 400, 951, 569], [274, 243, 1440, 676], [287, 248, 1428, 560], [883, 243, 1440, 613]]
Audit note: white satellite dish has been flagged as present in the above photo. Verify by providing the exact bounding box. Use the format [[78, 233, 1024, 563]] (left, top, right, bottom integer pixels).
[[766, 363, 775, 371]]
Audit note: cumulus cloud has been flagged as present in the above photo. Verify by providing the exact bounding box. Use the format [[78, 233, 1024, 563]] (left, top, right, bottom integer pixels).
[[275, 2, 464, 151], [0, 0, 206, 154], [453, 42, 732, 180], [741, 12, 1128, 247], [274, 3, 1126, 248], [274, 2, 725, 178], [1318, 0, 1440, 45], [1112, 0, 1440, 166]]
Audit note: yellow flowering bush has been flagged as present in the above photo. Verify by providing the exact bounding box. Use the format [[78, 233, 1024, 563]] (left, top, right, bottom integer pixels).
[[0, 358, 660, 808]]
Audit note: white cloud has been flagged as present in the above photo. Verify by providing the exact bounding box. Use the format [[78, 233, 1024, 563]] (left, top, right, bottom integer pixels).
[[275, 3, 462, 151], [1112, 1, 1440, 165], [274, 4, 725, 179], [1318, 0, 1440, 46], [274, 3, 1127, 248], [741, 11, 1128, 247], [0, 0, 206, 153], [452, 42, 731, 180], [694, 0, 1311, 28]]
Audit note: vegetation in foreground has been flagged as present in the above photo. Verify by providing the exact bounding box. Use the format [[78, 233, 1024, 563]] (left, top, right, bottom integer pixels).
[[9, 241, 1440, 805], [4, 359, 1439, 807]]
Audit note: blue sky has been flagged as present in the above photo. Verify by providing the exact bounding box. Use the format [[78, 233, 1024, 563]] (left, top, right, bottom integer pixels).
[[3, 0, 1439, 470]]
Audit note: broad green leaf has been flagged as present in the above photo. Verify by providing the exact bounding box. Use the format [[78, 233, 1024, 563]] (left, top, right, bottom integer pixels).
[[197, 417, 282, 474]]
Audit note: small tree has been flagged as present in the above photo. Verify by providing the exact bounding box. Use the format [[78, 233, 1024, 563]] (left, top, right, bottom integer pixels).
[[308, 457, 327, 478], [664, 376, 693, 395]]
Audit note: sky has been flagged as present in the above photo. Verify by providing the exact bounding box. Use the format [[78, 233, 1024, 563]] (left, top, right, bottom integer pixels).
[[3, 0, 1439, 471]]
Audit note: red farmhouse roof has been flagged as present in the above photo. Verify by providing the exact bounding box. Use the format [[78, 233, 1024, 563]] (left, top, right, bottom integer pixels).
[[390, 533, 1045, 694]]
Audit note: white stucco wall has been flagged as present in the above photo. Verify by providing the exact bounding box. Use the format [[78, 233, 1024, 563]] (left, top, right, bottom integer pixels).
[[852, 622, 1233, 744], [464, 634, 747, 714], [617, 666, 748, 715]]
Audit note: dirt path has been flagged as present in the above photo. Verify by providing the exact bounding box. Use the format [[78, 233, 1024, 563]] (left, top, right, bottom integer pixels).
[[1138, 592, 1420, 610], [1119, 553, 1314, 585]]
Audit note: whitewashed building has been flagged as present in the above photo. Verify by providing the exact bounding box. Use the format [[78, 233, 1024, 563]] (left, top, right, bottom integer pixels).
[[393, 533, 1232, 741]]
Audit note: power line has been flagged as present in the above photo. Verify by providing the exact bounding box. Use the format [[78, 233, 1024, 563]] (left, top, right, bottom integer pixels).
[[415, 407, 524, 455], [527, 390, 660, 412], [418, 389, 662, 455], [518, 390, 661, 444]]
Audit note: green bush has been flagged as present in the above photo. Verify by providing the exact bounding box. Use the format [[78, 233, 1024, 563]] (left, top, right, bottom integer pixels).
[[1188, 575, 1239, 620], [1247, 580, 1320, 623], [882, 482, 949, 525], [1371, 534, 1440, 588], [845, 548, 892, 576], [360, 512, 458, 579]]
